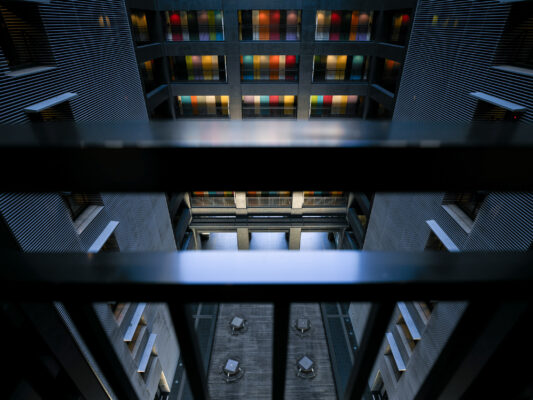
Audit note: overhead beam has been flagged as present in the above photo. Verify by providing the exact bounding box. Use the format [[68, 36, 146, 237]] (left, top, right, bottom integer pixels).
[[190, 216, 348, 231], [0, 121, 531, 191], [1, 251, 532, 302]]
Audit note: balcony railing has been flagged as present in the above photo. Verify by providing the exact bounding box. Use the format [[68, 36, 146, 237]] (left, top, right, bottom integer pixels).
[[303, 196, 347, 207], [0, 121, 531, 399], [247, 196, 292, 208], [191, 196, 235, 207]]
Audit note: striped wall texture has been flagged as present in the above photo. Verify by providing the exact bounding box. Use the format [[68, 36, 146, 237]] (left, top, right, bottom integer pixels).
[[352, 1, 533, 399], [393, 0, 533, 123], [0, 0, 147, 123], [0, 2, 178, 399]]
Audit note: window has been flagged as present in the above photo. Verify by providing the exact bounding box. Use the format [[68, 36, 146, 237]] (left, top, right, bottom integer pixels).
[[164, 10, 224, 41], [313, 55, 368, 81], [241, 55, 298, 81], [130, 10, 153, 45], [100, 233, 119, 252], [315, 11, 372, 41], [383, 10, 411, 45], [425, 230, 446, 251], [444, 192, 487, 221], [496, 1, 533, 70], [176, 96, 229, 118], [61, 193, 103, 221], [310, 95, 364, 118], [169, 55, 226, 82], [239, 10, 300, 41], [140, 59, 165, 93], [0, 3, 53, 71], [242, 96, 296, 118], [473, 100, 522, 121], [377, 59, 401, 93], [27, 102, 74, 122]]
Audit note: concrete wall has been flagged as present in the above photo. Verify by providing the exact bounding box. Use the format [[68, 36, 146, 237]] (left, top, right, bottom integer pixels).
[[349, 1, 533, 399], [0, 1, 178, 399]]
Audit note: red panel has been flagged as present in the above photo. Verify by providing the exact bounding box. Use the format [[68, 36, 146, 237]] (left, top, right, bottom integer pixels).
[[323, 95, 333, 107], [270, 10, 280, 40], [170, 12, 180, 25], [285, 55, 296, 80], [330, 11, 341, 41], [269, 95, 279, 106]]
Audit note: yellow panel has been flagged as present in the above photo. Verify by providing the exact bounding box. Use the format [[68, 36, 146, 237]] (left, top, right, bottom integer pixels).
[[340, 95, 348, 114], [336, 55, 347, 80], [284, 95, 294, 115], [253, 55, 260, 80], [326, 55, 337, 80], [221, 95, 229, 115], [202, 55, 212, 80]]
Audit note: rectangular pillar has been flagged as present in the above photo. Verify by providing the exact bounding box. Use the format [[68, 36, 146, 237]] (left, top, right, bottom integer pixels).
[[289, 227, 301, 250], [237, 227, 250, 250], [291, 191, 304, 216]]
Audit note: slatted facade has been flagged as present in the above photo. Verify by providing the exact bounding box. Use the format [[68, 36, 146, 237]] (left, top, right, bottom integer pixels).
[[357, 1, 533, 399], [0, 0, 147, 123], [0, 2, 179, 400]]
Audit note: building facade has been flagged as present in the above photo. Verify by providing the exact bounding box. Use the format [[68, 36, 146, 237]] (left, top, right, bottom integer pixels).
[[125, 0, 417, 120], [0, 1, 178, 399], [350, 1, 533, 399]]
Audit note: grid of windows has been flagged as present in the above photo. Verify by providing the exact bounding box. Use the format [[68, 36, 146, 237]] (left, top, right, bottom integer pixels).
[[310, 95, 364, 117], [140, 60, 160, 93], [497, 2, 533, 69], [130, 5, 413, 120], [238, 10, 301, 41], [130, 10, 150, 44], [388, 11, 411, 44], [176, 95, 229, 117], [169, 56, 226, 81], [164, 10, 224, 41], [242, 96, 296, 118], [378, 59, 401, 93], [313, 55, 368, 81], [315, 11, 372, 41], [0, 3, 53, 70], [241, 55, 298, 81]]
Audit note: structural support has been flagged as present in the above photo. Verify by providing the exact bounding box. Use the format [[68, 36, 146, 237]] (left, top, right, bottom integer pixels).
[[237, 227, 250, 250], [174, 207, 192, 248], [272, 302, 290, 400], [344, 302, 395, 400], [63, 303, 141, 400], [288, 227, 301, 250], [347, 208, 365, 249], [235, 191, 247, 216], [168, 303, 209, 400], [291, 191, 304, 216]]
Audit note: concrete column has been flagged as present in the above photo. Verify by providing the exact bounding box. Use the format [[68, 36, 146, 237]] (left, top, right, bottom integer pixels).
[[152, 9, 175, 119], [288, 227, 301, 250], [222, 4, 242, 119], [297, 6, 316, 119], [291, 191, 304, 216], [237, 228, 250, 250], [235, 191, 247, 216]]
